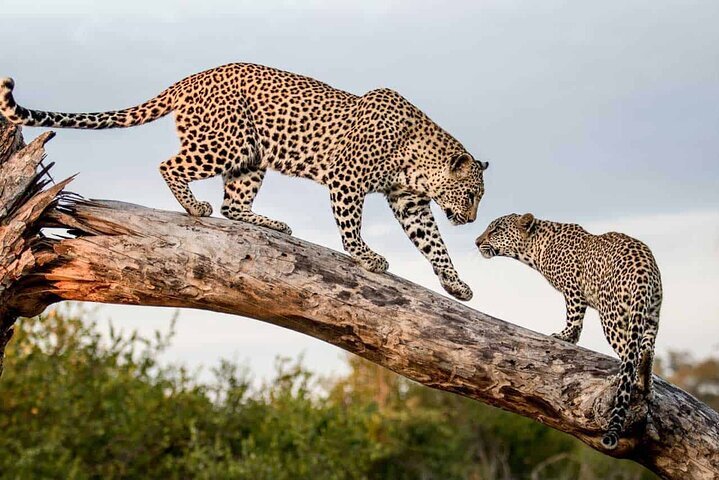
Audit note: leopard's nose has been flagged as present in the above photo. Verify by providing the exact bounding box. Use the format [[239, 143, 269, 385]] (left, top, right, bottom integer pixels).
[[469, 204, 479, 221]]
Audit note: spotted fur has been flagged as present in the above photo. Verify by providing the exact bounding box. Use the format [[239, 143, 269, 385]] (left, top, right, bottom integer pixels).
[[476, 213, 662, 449], [0, 63, 489, 299]]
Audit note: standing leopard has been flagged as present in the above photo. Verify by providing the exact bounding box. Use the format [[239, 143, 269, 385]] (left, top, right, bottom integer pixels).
[[475, 213, 662, 449], [0, 63, 488, 300]]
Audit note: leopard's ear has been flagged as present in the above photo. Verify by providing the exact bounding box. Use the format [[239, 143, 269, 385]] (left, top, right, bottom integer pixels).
[[516, 213, 536, 233], [449, 152, 473, 175], [478, 160, 489, 171]]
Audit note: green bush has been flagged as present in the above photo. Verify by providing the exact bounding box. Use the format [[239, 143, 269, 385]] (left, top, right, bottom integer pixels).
[[0, 308, 657, 479]]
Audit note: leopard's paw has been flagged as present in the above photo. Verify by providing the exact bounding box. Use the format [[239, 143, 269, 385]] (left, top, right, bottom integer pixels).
[[188, 201, 213, 217], [551, 331, 579, 344], [645, 412, 660, 442], [551, 332, 570, 342], [439, 271, 473, 301], [267, 220, 292, 235], [355, 251, 389, 273]]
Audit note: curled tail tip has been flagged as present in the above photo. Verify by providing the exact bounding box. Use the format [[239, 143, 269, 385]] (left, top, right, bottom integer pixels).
[[1, 77, 15, 91], [601, 432, 618, 450], [0, 77, 20, 123]]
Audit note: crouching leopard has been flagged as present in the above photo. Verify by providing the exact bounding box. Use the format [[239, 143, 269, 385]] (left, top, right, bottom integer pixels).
[[0, 63, 489, 300], [475, 213, 662, 449]]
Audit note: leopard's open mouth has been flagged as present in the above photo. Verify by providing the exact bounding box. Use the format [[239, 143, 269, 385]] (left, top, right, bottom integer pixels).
[[478, 244, 497, 259]]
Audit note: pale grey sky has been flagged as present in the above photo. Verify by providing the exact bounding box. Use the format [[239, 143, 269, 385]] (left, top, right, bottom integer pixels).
[[2, 0, 718, 380]]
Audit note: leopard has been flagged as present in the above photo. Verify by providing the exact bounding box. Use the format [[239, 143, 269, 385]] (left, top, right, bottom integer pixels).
[[0, 63, 489, 300], [475, 213, 662, 449]]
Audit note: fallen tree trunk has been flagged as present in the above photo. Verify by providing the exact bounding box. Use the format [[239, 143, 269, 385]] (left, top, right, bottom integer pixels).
[[1, 126, 718, 479]]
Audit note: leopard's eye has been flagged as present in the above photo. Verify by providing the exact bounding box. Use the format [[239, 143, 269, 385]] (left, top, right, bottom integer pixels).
[[468, 192, 475, 204]]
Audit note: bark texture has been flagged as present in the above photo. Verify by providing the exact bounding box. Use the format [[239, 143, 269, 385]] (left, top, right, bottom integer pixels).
[[1, 125, 718, 479], [0, 119, 65, 377]]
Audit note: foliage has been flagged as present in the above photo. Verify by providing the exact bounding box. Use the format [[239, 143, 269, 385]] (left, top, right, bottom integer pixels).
[[329, 356, 654, 480], [655, 351, 719, 412], [3, 308, 707, 479]]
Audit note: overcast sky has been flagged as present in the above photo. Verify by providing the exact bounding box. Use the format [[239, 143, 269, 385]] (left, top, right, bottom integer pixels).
[[2, 0, 718, 381]]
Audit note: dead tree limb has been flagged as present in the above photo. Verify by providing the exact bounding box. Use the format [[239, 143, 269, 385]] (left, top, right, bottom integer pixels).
[[1, 125, 717, 479]]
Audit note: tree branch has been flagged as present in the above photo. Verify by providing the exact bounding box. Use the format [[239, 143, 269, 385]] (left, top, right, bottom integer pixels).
[[1, 126, 717, 479]]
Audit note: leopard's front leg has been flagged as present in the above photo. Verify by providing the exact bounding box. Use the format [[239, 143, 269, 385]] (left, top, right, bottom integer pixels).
[[387, 189, 472, 301], [330, 185, 388, 273], [551, 294, 587, 343]]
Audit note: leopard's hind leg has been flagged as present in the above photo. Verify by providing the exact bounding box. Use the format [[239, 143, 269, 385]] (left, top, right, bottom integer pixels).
[[159, 152, 220, 217], [638, 295, 660, 398], [222, 165, 292, 234], [637, 296, 661, 441], [161, 90, 255, 217]]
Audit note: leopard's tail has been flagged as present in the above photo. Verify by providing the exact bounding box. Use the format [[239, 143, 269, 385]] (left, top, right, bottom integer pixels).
[[601, 295, 649, 450], [0, 77, 175, 129]]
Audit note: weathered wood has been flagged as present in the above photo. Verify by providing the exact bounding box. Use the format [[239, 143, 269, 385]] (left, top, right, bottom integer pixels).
[[1, 125, 718, 479], [0, 116, 24, 164], [0, 120, 61, 377]]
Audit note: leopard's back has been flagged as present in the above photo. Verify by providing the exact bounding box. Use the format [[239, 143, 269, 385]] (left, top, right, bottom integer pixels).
[[581, 232, 662, 314]]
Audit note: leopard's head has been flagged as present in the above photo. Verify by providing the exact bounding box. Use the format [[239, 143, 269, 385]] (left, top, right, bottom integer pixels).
[[430, 152, 488, 225], [475, 213, 537, 259]]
